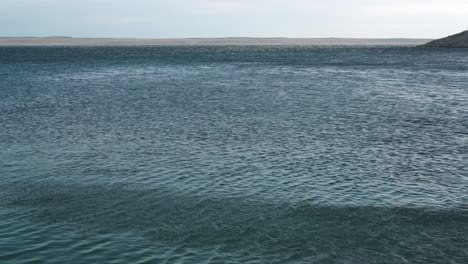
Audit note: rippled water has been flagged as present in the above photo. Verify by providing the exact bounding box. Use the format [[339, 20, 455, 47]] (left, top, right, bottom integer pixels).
[[1, 46, 467, 263]]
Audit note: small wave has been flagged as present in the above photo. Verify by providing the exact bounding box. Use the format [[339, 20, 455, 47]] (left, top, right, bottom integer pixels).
[[2, 182, 467, 263]]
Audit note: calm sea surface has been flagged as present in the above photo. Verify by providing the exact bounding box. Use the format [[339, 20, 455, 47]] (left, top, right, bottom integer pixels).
[[1, 46, 467, 263]]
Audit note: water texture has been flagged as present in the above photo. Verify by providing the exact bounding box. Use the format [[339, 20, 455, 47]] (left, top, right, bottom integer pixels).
[[1, 46, 467, 263]]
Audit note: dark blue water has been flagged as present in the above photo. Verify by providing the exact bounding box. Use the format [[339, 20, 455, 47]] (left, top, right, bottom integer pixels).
[[1, 46, 467, 263]]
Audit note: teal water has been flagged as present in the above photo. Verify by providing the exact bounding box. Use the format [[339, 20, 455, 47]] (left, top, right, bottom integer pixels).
[[1, 46, 467, 263]]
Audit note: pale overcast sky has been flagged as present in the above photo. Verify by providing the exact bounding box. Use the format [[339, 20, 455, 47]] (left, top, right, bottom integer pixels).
[[1, 0, 467, 38]]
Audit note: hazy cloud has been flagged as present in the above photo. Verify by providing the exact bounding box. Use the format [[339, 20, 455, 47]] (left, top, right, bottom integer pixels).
[[363, 0, 468, 17], [0, 0, 467, 38]]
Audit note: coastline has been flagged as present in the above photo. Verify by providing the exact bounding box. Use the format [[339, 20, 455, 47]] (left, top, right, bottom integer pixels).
[[0, 37, 432, 46]]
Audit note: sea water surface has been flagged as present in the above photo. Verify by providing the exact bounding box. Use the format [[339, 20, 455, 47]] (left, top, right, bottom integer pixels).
[[0, 46, 467, 263]]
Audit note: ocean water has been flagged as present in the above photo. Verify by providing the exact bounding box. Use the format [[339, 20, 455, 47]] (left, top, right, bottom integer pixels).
[[0, 46, 467, 263]]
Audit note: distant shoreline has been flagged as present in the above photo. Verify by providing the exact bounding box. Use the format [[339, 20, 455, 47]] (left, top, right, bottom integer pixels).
[[0, 37, 432, 46]]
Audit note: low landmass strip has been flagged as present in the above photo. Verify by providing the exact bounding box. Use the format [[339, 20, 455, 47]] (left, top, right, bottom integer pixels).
[[0, 37, 432, 46], [422, 30, 468, 48]]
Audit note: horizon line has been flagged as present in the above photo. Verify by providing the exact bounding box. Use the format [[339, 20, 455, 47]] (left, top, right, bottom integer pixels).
[[0, 36, 434, 40]]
